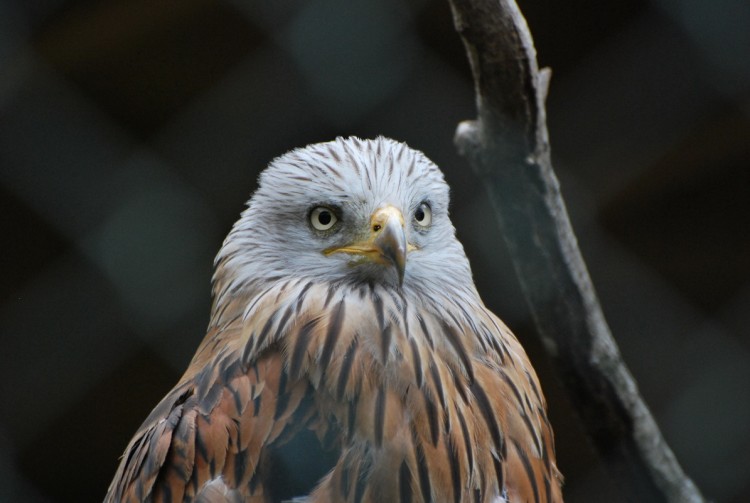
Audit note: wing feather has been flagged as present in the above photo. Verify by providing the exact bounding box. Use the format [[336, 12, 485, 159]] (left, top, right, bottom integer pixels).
[[105, 316, 314, 502]]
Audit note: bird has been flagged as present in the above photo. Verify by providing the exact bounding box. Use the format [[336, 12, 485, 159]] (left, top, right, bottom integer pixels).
[[105, 136, 563, 503]]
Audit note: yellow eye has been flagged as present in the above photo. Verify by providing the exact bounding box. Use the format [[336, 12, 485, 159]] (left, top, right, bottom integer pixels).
[[414, 202, 432, 227], [310, 206, 338, 231]]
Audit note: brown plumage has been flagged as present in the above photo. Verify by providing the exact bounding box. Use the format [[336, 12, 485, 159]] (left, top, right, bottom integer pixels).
[[105, 137, 563, 502]]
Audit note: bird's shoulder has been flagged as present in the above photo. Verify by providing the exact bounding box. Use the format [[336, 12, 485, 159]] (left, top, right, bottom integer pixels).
[[104, 315, 315, 503]]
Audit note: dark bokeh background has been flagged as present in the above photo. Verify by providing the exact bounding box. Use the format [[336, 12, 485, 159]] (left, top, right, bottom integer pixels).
[[1, 0, 749, 501]]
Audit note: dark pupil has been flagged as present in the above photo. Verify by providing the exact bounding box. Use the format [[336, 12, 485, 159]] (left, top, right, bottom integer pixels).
[[415, 207, 425, 222], [318, 211, 332, 226]]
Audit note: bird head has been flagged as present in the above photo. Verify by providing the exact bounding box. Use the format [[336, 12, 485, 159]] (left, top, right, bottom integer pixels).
[[213, 137, 475, 301]]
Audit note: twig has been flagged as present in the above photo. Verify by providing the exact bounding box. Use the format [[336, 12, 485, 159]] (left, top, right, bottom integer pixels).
[[446, 1, 706, 501]]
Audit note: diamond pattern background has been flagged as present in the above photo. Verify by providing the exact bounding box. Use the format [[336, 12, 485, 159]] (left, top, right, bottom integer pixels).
[[1, 1, 748, 501]]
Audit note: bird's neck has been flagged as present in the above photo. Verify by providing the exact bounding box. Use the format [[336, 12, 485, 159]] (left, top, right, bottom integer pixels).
[[205, 276, 492, 390]]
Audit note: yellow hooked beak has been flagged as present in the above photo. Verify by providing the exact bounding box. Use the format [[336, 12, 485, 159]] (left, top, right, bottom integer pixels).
[[324, 205, 415, 285]]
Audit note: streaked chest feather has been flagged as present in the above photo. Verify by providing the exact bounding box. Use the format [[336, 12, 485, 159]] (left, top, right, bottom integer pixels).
[[196, 279, 561, 502]]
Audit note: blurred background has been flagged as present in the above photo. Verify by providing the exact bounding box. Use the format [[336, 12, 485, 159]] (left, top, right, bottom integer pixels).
[[1, 0, 748, 501]]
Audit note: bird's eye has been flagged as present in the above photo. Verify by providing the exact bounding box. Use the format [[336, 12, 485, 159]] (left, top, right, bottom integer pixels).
[[310, 206, 338, 231], [414, 202, 432, 228]]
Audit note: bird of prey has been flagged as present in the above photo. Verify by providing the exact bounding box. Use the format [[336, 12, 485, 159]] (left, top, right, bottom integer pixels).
[[105, 137, 563, 503]]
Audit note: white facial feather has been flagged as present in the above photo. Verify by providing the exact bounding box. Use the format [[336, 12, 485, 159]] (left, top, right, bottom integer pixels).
[[213, 137, 479, 307]]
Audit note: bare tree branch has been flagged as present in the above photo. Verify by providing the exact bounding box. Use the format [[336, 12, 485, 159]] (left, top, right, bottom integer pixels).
[[446, 1, 707, 501]]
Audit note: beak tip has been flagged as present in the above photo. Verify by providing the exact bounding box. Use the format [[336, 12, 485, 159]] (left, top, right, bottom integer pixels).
[[376, 227, 407, 286], [373, 220, 407, 287]]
